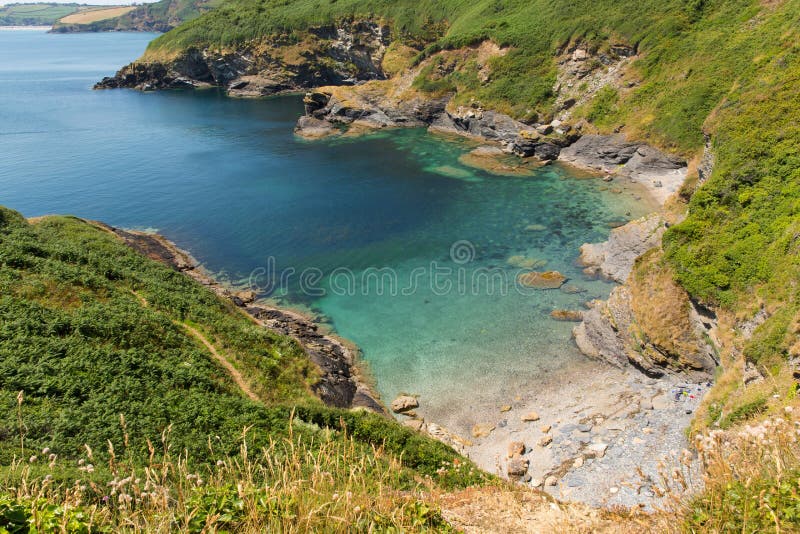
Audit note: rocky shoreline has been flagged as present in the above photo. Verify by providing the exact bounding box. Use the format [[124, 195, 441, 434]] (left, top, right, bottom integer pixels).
[[102, 223, 386, 414]]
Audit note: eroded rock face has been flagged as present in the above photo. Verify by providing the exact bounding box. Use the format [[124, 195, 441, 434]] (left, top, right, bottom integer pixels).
[[95, 21, 390, 93], [579, 214, 666, 283], [559, 135, 687, 205], [573, 247, 718, 378]]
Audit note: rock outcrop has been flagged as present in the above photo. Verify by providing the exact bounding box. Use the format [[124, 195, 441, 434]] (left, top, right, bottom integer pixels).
[[96, 21, 391, 94], [574, 247, 718, 378], [559, 135, 687, 205], [579, 214, 666, 283]]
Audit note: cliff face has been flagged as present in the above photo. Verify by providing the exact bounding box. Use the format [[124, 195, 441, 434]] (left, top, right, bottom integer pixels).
[[96, 21, 390, 94]]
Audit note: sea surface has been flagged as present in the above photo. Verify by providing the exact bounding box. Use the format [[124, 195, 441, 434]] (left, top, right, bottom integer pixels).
[[0, 31, 653, 418]]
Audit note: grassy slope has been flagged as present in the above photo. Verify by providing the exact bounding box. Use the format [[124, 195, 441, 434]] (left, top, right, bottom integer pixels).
[[52, 0, 223, 32], [0, 3, 88, 25], [0, 206, 485, 530]]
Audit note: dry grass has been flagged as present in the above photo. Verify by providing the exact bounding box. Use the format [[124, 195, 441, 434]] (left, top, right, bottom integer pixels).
[[0, 415, 456, 532], [58, 6, 134, 25]]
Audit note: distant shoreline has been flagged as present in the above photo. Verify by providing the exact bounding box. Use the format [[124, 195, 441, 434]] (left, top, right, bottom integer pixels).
[[0, 25, 51, 31]]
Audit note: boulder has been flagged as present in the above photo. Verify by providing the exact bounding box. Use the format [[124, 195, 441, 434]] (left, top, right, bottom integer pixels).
[[390, 395, 419, 414], [294, 116, 338, 139], [402, 418, 426, 432], [507, 456, 530, 477]]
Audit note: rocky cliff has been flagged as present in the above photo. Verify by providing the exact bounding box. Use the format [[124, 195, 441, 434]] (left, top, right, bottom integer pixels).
[[96, 21, 390, 94]]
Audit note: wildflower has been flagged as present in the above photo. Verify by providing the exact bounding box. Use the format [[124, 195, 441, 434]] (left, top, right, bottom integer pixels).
[[216, 460, 224, 467], [29, 455, 37, 463], [42, 447, 51, 455]]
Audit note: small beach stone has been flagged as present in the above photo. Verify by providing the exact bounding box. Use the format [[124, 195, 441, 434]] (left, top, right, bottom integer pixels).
[[471, 423, 496, 438], [540, 424, 551, 433], [507, 441, 526, 458], [538, 435, 553, 447], [577, 424, 592, 433], [500, 404, 512, 413], [522, 411, 540, 422], [391, 395, 418, 414], [545, 476, 558, 487], [573, 456, 585, 468], [586, 442, 608, 458]]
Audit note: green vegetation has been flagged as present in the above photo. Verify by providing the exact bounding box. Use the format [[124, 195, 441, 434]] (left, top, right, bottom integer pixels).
[[51, 0, 223, 33], [0, 3, 99, 25], [0, 206, 486, 531]]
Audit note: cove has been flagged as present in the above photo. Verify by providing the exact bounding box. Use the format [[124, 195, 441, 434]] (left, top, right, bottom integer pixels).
[[0, 31, 653, 420]]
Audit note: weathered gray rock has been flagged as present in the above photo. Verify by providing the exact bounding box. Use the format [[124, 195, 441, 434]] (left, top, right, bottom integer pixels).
[[579, 215, 666, 283], [294, 116, 338, 139]]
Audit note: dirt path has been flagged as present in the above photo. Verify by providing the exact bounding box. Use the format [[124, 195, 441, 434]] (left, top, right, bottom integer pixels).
[[179, 322, 260, 403], [130, 289, 260, 403]]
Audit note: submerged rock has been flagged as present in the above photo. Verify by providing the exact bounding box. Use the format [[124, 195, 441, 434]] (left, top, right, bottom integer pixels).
[[518, 270, 567, 289], [550, 309, 584, 322]]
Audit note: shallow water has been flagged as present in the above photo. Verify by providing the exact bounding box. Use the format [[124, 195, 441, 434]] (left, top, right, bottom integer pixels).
[[0, 31, 653, 415]]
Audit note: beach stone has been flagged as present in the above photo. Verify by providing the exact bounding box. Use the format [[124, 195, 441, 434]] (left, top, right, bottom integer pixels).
[[522, 411, 540, 422], [538, 435, 553, 447], [507, 441, 526, 458], [586, 442, 608, 458], [573, 456, 585, 468], [550, 309, 584, 322], [235, 290, 258, 304], [471, 423, 496, 438], [518, 270, 567, 289], [545, 476, 558, 486], [500, 404, 512, 413], [391, 395, 419, 414], [540, 424, 552, 433], [507, 456, 529, 477], [530, 478, 542, 487], [633, 437, 645, 445], [577, 424, 592, 433]]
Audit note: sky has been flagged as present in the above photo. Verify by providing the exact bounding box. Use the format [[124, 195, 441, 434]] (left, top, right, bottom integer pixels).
[[0, 0, 159, 5]]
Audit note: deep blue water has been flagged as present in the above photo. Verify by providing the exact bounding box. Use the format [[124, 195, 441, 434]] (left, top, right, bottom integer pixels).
[[0, 30, 652, 418]]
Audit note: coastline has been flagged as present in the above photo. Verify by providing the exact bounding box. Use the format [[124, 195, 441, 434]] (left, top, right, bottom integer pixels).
[[94, 222, 386, 415]]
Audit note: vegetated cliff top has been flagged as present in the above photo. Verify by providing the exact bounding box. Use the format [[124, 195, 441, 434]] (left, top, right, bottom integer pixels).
[[50, 0, 223, 33]]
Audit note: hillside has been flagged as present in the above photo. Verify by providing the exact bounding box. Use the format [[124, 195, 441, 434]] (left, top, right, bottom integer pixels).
[[0, 207, 494, 531], [0, 2, 103, 26], [50, 0, 222, 33], [88, 0, 800, 529]]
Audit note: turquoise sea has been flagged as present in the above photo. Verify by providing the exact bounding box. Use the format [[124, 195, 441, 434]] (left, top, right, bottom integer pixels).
[[0, 30, 653, 419]]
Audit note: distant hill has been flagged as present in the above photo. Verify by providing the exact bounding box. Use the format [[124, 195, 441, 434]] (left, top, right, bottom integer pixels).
[[51, 0, 222, 33], [0, 2, 107, 26]]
